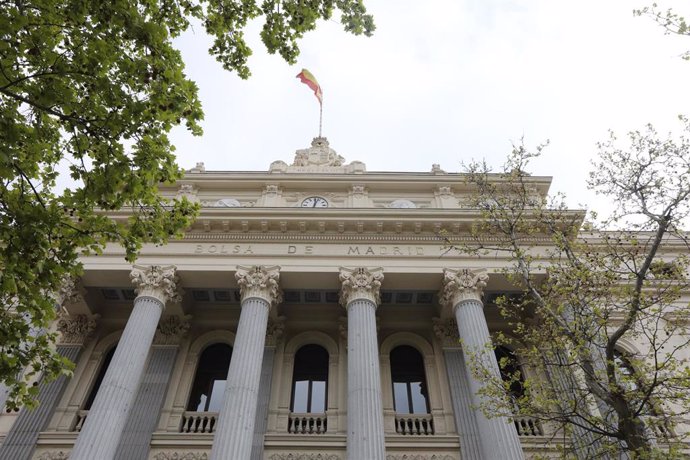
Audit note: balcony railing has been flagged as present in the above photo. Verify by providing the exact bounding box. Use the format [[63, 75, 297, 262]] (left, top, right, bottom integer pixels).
[[288, 413, 328, 434], [70, 409, 89, 432], [180, 411, 218, 433], [514, 416, 544, 436], [394, 414, 434, 435]]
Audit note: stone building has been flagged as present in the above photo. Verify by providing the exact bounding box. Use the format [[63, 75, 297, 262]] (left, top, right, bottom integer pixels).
[[0, 138, 687, 460]]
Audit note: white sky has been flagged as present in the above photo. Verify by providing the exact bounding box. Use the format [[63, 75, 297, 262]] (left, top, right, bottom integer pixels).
[[169, 0, 690, 211]]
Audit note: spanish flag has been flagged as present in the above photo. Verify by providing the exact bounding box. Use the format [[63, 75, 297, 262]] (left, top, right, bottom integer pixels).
[[296, 69, 323, 106]]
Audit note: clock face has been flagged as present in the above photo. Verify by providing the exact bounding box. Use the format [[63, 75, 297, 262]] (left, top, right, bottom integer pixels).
[[301, 196, 329, 208]]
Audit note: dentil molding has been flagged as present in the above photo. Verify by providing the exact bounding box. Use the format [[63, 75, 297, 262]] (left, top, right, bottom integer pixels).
[[439, 268, 488, 309], [235, 265, 283, 306], [130, 265, 182, 304], [339, 267, 384, 307]]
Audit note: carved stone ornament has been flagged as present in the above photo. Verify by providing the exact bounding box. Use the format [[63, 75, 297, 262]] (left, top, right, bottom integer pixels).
[[54, 275, 84, 308], [339, 267, 384, 307], [432, 317, 460, 349], [130, 265, 182, 304], [437, 186, 453, 196], [37, 451, 70, 460], [56, 313, 98, 345], [266, 316, 286, 347], [153, 453, 208, 460], [268, 454, 341, 460], [385, 455, 456, 460], [351, 184, 366, 195], [292, 137, 345, 167], [236, 265, 283, 306], [439, 268, 489, 310], [154, 315, 192, 345]]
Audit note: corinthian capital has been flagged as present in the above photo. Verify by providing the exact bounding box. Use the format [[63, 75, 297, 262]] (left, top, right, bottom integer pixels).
[[56, 313, 99, 345], [339, 267, 384, 307], [235, 265, 283, 306], [440, 268, 489, 309], [130, 265, 182, 304], [53, 275, 85, 308]]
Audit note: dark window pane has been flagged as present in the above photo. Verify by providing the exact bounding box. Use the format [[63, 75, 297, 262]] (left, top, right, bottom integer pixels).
[[291, 345, 329, 413], [187, 343, 232, 411], [390, 345, 430, 414], [84, 345, 116, 410], [494, 346, 524, 401]]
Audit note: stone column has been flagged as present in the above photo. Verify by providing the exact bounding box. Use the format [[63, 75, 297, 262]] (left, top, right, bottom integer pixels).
[[440, 268, 523, 460], [250, 317, 284, 460], [210, 266, 282, 460], [114, 315, 191, 460], [433, 318, 482, 460], [0, 314, 97, 459], [71, 265, 181, 460], [339, 267, 386, 460]]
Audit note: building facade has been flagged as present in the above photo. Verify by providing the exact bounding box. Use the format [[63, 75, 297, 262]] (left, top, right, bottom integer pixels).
[[0, 138, 687, 460]]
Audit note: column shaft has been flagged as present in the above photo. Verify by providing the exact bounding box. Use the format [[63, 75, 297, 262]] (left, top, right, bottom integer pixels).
[[346, 299, 386, 460], [0, 346, 82, 459], [454, 298, 523, 460], [211, 297, 270, 460], [250, 347, 276, 460], [71, 296, 163, 460], [443, 349, 482, 459], [114, 346, 178, 460]]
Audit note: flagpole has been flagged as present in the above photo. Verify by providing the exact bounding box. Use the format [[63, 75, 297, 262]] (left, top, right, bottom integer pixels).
[[319, 98, 323, 137]]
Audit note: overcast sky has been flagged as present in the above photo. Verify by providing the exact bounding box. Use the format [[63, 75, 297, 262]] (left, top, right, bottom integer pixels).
[[168, 0, 690, 211]]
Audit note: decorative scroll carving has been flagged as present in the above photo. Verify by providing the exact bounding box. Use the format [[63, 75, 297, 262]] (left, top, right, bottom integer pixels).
[[351, 184, 366, 195], [154, 315, 192, 345], [56, 314, 98, 345], [432, 317, 460, 349], [436, 186, 453, 196], [266, 316, 286, 346], [130, 265, 182, 304], [153, 453, 208, 460], [236, 265, 283, 306], [385, 455, 456, 460], [268, 454, 341, 460], [439, 268, 488, 310], [339, 267, 384, 307], [54, 275, 84, 308], [37, 450, 70, 460]]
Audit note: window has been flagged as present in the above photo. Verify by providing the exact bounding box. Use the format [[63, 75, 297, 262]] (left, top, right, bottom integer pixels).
[[84, 346, 116, 410], [495, 346, 525, 403], [390, 345, 429, 414], [186, 343, 232, 412], [290, 344, 328, 413]]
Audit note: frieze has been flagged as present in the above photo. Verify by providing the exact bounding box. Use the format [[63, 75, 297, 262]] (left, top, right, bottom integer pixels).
[[152, 453, 208, 460], [268, 454, 341, 460], [192, 243, 426, 257], [36, 451, 70, 460]]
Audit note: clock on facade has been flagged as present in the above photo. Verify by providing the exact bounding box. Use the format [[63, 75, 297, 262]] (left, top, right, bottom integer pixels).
[[301, 196, 329, 208]]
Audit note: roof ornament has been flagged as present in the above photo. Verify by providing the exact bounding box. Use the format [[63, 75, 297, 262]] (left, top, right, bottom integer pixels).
[[269, 137, 366, 174]]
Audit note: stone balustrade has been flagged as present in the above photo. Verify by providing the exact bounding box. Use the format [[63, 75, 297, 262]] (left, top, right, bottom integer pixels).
[[71, 410, 89, 432], [287, 413, 328, 434], [394, 414, 435, 435], [513, 416, 544, 437], [180, 411, 219, 434]]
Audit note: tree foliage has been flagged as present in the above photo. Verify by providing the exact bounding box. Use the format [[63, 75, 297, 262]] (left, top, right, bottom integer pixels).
[[454, 119, 690, 458], [635, 3, 690, 60], [0, 0, 373, 410]]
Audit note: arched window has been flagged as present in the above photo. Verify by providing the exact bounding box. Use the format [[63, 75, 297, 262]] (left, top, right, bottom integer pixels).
[[291, 344, 328, 413], [495, 346, 525, 402], [186, 343, 232, 412], [84, 345, 116, 410], [390, 345, 429, 414]]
